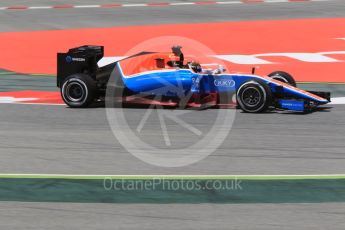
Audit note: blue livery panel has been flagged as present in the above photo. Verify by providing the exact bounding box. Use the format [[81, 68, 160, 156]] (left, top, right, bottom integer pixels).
[[116, 62, 328, 112], [278, 99, 305, 112]]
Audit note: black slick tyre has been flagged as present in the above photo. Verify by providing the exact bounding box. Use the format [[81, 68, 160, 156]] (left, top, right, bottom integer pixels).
[[61, 74, 97, 108], [236, 80, 273, 113], [268, 71, 297, 87]]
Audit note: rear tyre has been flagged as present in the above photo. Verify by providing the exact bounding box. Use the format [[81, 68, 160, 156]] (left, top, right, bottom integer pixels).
[[61, 74, 97, 108], [236, 80, 272, 113], [268, 71, 296, 87]]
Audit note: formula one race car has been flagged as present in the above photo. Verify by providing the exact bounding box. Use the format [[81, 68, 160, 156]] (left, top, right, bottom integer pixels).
[[57, 45, 331, 113]]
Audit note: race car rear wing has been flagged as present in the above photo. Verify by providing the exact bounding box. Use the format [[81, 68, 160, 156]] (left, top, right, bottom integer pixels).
[[57, 45, 104, 87]]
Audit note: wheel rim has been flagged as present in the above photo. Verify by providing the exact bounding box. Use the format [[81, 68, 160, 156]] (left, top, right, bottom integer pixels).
[[65, 82, 85, 102], [62, 78, 89, 105], [241, 87, 261, 107]]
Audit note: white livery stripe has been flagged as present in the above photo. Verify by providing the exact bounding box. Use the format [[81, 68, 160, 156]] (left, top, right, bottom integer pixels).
[[98, 57, 127, 67]]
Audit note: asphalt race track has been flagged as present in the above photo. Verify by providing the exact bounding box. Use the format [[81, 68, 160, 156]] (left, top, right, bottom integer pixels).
[[1, 0, 345, 174], [1, 102, 345, 174], [1, 0, 345, 229], [1, 202, 345, 230], [0, 0, 345, 31]]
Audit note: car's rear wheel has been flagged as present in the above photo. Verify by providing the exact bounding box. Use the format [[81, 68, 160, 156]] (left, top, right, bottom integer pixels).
[[268, 71, 296, 87], [61, 74, 96, 108], [236, 80, 272, 113]]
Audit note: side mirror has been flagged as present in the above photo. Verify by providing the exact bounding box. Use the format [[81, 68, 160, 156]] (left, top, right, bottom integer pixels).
[[252, 66, 260, 74]]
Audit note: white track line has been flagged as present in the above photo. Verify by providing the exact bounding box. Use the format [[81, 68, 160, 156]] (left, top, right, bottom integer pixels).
[[0, 0, 332, 11], [169, 2, 196, 5], [122, 4, 147, 7], [216, 1, 242, 4], [74, 5, 101, 8], [28, 6, 53, 9], [0, 97, 344, 106], [264, 0, 289, 3], [329, 97, 345, 105]]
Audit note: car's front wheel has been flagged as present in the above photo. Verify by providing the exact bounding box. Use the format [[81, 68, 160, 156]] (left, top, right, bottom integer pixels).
[[268, 71, 296, 87], [236, 80, 272, 113], [61, 74, 96, 108]]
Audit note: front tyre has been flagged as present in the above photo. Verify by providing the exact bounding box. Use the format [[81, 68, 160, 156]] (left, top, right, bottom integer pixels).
[[236, 80, 272, 113], [61, 74, 96, 108], [268, 71, 296, 87]]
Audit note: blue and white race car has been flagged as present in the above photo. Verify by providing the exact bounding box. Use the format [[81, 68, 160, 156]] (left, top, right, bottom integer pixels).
[[57, 45, 330, 113]]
